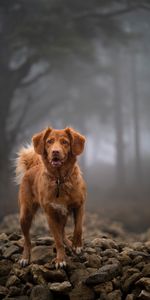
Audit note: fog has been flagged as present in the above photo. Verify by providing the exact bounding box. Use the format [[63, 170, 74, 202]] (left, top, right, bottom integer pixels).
[[0, 0, 150, 232]]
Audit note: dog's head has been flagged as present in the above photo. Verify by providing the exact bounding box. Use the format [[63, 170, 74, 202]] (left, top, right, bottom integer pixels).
[[32, 127, 85, 168]]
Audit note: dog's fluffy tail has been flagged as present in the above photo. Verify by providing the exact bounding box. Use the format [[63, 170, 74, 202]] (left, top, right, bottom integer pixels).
[[15, 143, 40, 185]]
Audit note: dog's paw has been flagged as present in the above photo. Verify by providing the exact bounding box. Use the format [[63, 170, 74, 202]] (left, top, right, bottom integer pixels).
[[55, 260, 66, 269], [19, 258, 29, 267], [74, 246, 83, 254], [52, 258, 66, 269]]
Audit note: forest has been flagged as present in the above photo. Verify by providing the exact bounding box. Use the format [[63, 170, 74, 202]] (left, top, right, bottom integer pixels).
[[0, 0, 150, 231]]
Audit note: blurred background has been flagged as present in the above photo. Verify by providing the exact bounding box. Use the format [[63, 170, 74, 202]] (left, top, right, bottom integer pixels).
[[0, 0, 150, 232]]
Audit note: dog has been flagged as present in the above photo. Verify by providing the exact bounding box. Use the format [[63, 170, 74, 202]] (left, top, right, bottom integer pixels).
[[15, 127, 86, 268]]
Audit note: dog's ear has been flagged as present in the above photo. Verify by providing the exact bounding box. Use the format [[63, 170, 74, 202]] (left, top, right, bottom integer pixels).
[[32, 128, 52, 155], [65, 127, 85, 156]]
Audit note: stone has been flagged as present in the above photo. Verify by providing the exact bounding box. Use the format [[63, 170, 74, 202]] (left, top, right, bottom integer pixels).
[[36, 236, 54, 246], [145, 241, 150, 251], [0, 285, 9, 298], [142, 264, 150, 277], [30, 285, 53, 300], [136, 277, 150, 292], [138, 290, 150, 300], [85, 263, 122, 285], [107, 290, 122, 300], [69, 283, 95, 300], [0, 233, 8, 241], [8, 286, 21, 297], [84, 254, 102, 268], [30, 265, 46, 285], [0, 259, 12, 277], [6, 275, 20, 288], [41, 267, 67, 282], [112, 277, 121, 289], [101, 249, 118, 258], [122, 273, 141, 292], [132, 256, 143, 265], [93, 281, 113, 294], [119, 254, 132, 266], [70, 268, 89, 285], [86, 247, 96, 254], [31, 246, 53, 264], [125, 295, 134, 300], [3, 245, 20, 258], [12, 265, 31, 282], [9, 232, 21, 241], [91, 238, 118, 249], [121, 267, 140, 282], [48, 281, 72, 293], [5, 297, 29, 300]]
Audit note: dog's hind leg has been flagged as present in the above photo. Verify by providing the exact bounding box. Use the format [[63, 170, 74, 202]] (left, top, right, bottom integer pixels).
[[19, 180, 38, 267]]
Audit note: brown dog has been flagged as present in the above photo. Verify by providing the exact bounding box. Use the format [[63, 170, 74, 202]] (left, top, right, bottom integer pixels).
[[15, 127, 86, 268]]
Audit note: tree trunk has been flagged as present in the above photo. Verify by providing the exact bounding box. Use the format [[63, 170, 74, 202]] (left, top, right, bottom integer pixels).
[[130, 50, 142, 184], [113, 47, 125, 188]]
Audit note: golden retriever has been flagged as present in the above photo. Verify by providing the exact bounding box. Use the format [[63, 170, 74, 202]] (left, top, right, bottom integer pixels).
[[15, 127, 86, 268]]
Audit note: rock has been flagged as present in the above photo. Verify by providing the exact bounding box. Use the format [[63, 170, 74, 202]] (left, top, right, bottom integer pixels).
[[70, 268, 89, 285], [36, 236, 54, 246], [0, 233, 8, 241], [138, 290, 150, 300], [107, 290, 122, 300], [91, 238, 118, 249], [145, 241, 150, 251], [125, 294, 134, 300], [48, 281, 72, 293], [102, 249, 118, 257], [127, 251, 150, 259], [31, 246, 53, 264], [30, 285, 53, 300], [6, 275, 20, 288], [69, 283, 95, 300], [122, 272, 141, 292], [142, 264, 150, 276], [30, 265, 46, 285], [5, 297, 29, 300], [112, 277, 121, 289], [132, 242, 145, 251], [136, 277, 150, 292], [84, 253, 102, 268], [119, 254, 132, 266], [0, 285, 9, 298], [12, 264, 31, 282], [3, 245, 20, 258], [41, 267, 67, 282], [86, 247, 96, 254], [9, 233, 21, 241], [93, 281, 113, 294], [85, 263, 122, 285], [0, 260, 12, 285], [8, 286, 21, 297]]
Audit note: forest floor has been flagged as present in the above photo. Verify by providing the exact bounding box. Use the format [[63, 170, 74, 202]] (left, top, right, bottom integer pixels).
[[0, 212, 150, 299]]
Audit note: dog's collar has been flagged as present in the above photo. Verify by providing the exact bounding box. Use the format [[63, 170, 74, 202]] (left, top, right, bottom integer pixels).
[[47, 172, 71, 198]]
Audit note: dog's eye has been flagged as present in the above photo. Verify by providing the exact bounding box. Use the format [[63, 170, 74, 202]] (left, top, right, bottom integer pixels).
[[61, 140, 68, 145], [47, 139, 54, 144]]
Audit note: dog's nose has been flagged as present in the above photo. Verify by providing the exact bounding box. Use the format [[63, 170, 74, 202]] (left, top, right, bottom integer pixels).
[[52, 150, 60, 156]]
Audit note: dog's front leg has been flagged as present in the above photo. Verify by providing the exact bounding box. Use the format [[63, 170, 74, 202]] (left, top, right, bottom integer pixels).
[[45, 210, 67, 268], [72, 204, 84, 254]]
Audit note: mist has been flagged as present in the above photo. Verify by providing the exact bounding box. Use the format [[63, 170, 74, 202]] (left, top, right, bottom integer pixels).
[[0, 0, 150, 232]]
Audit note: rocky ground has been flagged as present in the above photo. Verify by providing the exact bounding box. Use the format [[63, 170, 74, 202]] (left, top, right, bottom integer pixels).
[[1, 212, 150, 300]]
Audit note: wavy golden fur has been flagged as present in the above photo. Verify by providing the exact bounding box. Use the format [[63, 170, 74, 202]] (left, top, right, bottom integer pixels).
[[15, 127, 86, 268]]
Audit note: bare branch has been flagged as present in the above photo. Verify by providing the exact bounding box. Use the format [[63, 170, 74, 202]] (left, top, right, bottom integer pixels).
[[71, 5, 139, 20], [9, 96, 31, 143], [20, 66, 51, 88], [139, 4, 150, 11]]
